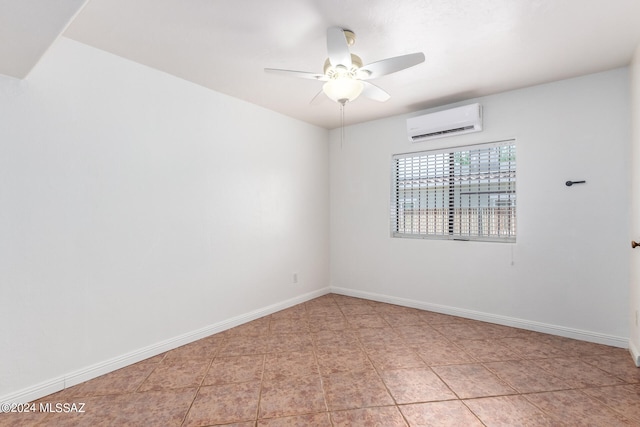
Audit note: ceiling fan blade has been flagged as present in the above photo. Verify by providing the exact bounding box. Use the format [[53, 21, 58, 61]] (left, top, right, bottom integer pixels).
[[358, 52, 425, 79], [309, 89, 327, 105], [361, 81, 390, 102], [326, 27, 352, 68], [264, 68, 328, 81]]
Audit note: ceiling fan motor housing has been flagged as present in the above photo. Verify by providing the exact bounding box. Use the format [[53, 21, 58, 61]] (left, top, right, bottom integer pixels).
[[323, 54, 363, 79]]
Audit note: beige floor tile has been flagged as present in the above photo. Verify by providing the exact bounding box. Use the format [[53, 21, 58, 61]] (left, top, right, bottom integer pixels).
[[183, 382, 260, 426], [418, 311, 467, 325], [263, 351, 319, 381], [399, 400, 484, 426], [203, 354, 264, 385], [380, 311, 425, 327], [0, 409, 50, 427], [19, 294, 637, 427], [357, 327, 406, 350], [312, 329, 361, 349], [330, 406, 407, 426], [464, 395, 555, 426], [138, 357, 211, 391], [414, 339, 477, 366], [270, 305, 307, 320], [346, 314, 389, 329], [455, 339, 522, 362], [497, 337, 568, 359], [45, 388, 197, 427], [270, 317, 310, 334], [316, 348, 374, 375], [258, 412, 332, 426], [322, 370, 394, 411], [259, 375, 327, 419], [531, 357, 626, 388], [582, 383, 640, 423], [225, 318, 270, 337], [307, 305, 345, 316], [431, 322, 499, 341], [63, 362, 157, 397], [308, 314, 349, 331], [540, 335, 619, 356], [339, 303, 378, 316], [266, 332, 314, 353], [484, 359, 569, 393], [332, 295, 372, 306], [380, 368, 457, 403], [432, 364, 517, 399], [164, 335, 223, 360], [525, 389, 636, 426], [394, 324, 444, 343], [367, 347, 426, 370], [582, 351, 640, 383], [218, 334, 268, 357]]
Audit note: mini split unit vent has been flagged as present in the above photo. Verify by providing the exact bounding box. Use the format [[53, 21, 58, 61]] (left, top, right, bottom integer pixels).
[[407, 103, 483, 142]]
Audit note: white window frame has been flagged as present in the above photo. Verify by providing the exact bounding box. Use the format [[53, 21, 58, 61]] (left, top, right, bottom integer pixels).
[[391, 140, 516, 243]]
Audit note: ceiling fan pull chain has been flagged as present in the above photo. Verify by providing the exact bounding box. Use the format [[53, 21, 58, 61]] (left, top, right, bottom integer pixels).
[[341, 102, 345, 149]]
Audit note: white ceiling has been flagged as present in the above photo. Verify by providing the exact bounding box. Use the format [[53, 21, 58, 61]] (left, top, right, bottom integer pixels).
[[0, 0, 86, 79], [3, 0, 640, 129]]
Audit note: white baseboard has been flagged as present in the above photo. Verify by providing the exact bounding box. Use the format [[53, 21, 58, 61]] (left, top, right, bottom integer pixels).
[[1, 287, 331, 405], [331, 286, 629, 349], [629, 340, 640, 367]]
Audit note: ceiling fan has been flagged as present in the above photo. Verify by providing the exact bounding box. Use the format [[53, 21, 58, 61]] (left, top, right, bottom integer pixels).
[[265, 27, 425, 105]]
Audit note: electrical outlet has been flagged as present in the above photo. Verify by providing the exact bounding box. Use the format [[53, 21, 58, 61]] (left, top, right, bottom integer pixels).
[[293, 273, 298, 284]]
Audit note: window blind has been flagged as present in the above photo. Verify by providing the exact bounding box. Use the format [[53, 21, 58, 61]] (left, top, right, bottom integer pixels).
[[391, 140, 516, 242]]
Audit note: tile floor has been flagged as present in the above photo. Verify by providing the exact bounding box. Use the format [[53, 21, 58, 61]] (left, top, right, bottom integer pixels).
[[2, 293, 640, 426]]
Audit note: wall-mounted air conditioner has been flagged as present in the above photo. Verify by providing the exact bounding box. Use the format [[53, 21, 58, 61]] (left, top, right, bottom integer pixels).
[[407, 103, 483, 142]]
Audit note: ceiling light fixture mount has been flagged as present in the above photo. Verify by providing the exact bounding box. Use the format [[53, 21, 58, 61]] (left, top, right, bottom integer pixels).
[[341, 29, 356, 47]]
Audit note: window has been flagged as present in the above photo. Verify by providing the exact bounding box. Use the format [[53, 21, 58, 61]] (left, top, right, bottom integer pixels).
[[391, 140, 516, 242]]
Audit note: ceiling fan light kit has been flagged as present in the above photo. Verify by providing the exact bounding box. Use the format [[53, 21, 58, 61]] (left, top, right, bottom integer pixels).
[[323, 76, 364, 104], [322, 53, 365, 104], [265, 26, 425, 106]]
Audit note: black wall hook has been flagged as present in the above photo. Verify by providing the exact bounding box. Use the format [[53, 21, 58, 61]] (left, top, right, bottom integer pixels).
[[565, 180, 586, 187]]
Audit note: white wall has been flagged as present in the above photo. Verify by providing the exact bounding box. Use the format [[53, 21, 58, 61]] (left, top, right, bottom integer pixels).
[[330, 68, 630, 345], [0, 34, 633, 402], [0, 38, 329, 399], [630, 43, 640, 364]]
